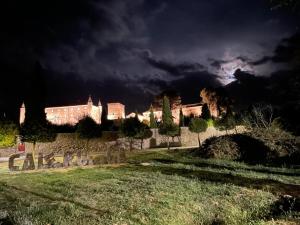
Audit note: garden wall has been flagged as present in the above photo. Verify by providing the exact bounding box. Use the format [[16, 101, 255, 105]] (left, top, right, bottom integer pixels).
[[0, 147, 18, 158], [23, 133, 117, 155], [146, 126, 246, 148], [0, 126, 246, 157], [20, 126, 246, 154]]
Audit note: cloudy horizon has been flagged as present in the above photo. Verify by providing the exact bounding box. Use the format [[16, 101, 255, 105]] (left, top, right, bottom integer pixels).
[[0, 0, 299, 119]]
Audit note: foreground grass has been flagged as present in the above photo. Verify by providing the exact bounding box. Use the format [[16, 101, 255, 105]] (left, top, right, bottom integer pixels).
[[0, 149, 299, 225]]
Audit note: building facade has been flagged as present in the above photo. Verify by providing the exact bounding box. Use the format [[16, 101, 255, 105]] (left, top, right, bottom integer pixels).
[[107, 103, 125, 120], [128, 103, 203, 125], [20, 96, 102, 125]]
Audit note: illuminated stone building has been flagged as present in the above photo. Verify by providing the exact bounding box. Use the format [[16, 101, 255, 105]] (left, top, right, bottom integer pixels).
[[107, 103, 125, 120], [141, 103, 203, 124], [20, 96, 102, 125]]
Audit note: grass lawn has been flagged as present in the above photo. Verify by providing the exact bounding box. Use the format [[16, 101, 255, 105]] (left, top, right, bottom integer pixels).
[[0, 149, 299, 225]]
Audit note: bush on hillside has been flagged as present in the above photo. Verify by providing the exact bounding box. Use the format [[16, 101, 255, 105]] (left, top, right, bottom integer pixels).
[[201, 136, 240, 160], [201, 134, 270, 163], [200, 127, 299, 165], [249, 128, 298, 160], [0, 121, 19, 148]]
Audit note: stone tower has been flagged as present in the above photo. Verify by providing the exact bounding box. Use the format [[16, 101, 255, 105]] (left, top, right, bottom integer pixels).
[[87, 95, 93, 106], [86, 95, 102, 124], [19, 102, 26, 124], [94, 98, 103, 124]]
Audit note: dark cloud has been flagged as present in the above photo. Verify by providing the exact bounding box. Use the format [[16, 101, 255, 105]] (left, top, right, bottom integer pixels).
[[135, 50, 221, 102], [236, 56, 249, 63], [145, 78, 169, 90], [43, 70, 154, 113], [250, 56, 273, 66], [225, 69, 269, 108], [0, 0, 299, 121], [139, 52, 206, 77], [168, 71, 222, 103], [233, 69, 256, 82], [0, 0, 145, 48], [209, 58, 230, 69], [273, 33, 300, 64], [248, 32, 300, 66], [0, 0, 148, 77], [209, 56, 251, 70], [225, 67, 300, 134], [137, 70, 222, 104]]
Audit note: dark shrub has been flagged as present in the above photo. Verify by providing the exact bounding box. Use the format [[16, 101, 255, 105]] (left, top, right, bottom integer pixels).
[[231, 134, 270, 163], [211, 218, 226, 225], [201, 134, 270, 163], [201, 136, 240, 160], [289, 150, 300, 165], [200, 128, 299, 165], [101, 131, 119, 142], [248, 128, 298, 161], [52, 124, 76, 133], [270, 195, 300, 217]]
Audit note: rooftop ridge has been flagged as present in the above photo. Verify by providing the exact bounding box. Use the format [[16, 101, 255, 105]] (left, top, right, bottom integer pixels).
[[45, 104, 91, 109]]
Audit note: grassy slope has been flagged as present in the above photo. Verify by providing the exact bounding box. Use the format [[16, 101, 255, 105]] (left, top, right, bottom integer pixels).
[[0, 149, 299, 225]]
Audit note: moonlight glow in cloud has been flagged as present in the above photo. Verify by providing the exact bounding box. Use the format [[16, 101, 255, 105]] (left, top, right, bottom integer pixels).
[[212, 49, 254, 85], [218, 59, 253, 84]]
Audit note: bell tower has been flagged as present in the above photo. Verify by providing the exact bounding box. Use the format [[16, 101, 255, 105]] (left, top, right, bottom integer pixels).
[[87, 95, 93, 106], [19, 102, 26, 124]]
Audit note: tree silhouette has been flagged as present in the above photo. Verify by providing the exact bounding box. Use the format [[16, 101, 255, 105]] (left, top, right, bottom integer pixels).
[[159, 96, 179, 150], [201, 103, 211, 120], [76, 116, 102, 161], [24, 62, 47, 123], [20, 119, 56, 161], [179, 108, 185, 127], [215, 110, 237, 134], [189, 118, 208, 148], [135, 123, 153, 149], [76, 116, 102, 140], [20, 62, 56, 160], [100, 105, 114, 131], [149, 105, 157, 129], [120, 116, 141, 151]]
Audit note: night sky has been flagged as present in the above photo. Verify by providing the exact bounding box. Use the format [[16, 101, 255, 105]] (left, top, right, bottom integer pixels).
[[0, 0, 299, 120]]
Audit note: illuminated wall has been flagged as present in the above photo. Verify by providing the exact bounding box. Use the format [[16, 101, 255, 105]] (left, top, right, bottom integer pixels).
[[20, 97, 102, 125], [141, 104, 203, 125], [107, 103, 125, 120]]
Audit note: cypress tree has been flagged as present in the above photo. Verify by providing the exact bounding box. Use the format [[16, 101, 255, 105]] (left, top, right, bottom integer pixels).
[[201, 103, 211, 120], [179, 108, 184, 127], [149, 105, 157, 128], [162, 96, 173, 125], [188, 118, 208, 148], [159, 96, 179, 150]]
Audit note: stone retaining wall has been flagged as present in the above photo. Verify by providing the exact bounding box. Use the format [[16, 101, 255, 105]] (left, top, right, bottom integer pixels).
[[146, 126, 245, 148], [0, 126, 246, 156], [23, 133, 117, 155], [0, 147, 18, 158]]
